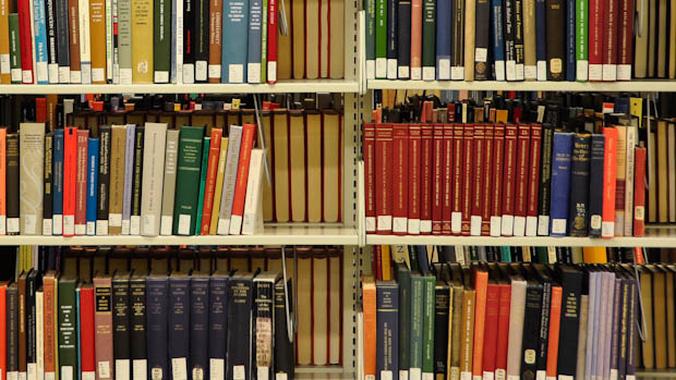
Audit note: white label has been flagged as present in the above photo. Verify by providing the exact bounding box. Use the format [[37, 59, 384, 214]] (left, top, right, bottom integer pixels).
[[28, 364, 36, 380], [393, 217, 407, 233], [460, 372, 472, 380], [98, 361, 111, 378], [70, 70, 81, 83], [232, 365, 245, 380], [602, 64, 617, 81], [109, 213, 122, 227], [37, 62, 49, 82], [0, 215, 5, 235], [48, 63, 59, 83], [526, 216, 537, 236], [142, 215, 156, 236], [601, 221, 615, 237], [154, 71, 169, 83], [470, 215, 482, 236], [366, 376, 376, 380], [536, 371, 546, 380], [18, 372, 25, 380], [409, 368, 421, 380], [45, 373, 55, 380], [150, 368, 162, 380], [121, 219, 130, 235], [217, 218, 230, 235], [96, 220, 109, 235], [75, 224, 86, 236], [82, 371, 95, 380], [246, 63, 261, 83], [92, 68, 105, 82], [183, 64, 195, 83], [513, 216, 526, 236], [133, 360, 147, 380], [192, 368, 204, 380], [635, 206, 645, 220], [451, 66, 464, 80], [228, 64, 244, 83], [365, 217, 376, 232], [524, 65, 537, 80], [366, 60, 375, 80], [86, 221, 95, 235], [500, 215, 513, 236], [449, 368, 460, 380], [375, 58, 387, 78], [422, 373, 433, 380], [60, 368, 72, 380], [43, 218, 53, 235], [115, 360, 130, 380], [387, 59, 398, 79], [588, 64, 602, 80], [507, 376, 520, 380], [505, 60, 516, 80], [7, 218, 19, 233], [577, 60, 589, 81], [490, 216, 501, 236], [130, 215, 141, 235], [557, 376, 573, 380], [399, 370, 409, 380], [422, 67, 435, 81], [0, 54, 9, 73], [482, 371, 494, 380], [411, 67, 422, 80], [377, 215, 392, 231], [209, 359, 224, 380], [551, 218, 567, 234], [451, 212, 462, 233], [625, 376, 635, 380], [178, 214, 191, 235], [617, 64, 631, 80], [380, 371, 392, 380], [11, 68, 21, 82], [267, 62, 277, 82], [209, 65, 222, 79], [609, 371, 618, 380], [24, 214, 36, 233], [590, 214, 602, 229], [475, 48, 488, 62], [398, 65, 410, 79], [275, 374, 288, 380], [119, 68, 132, 85], [515, 63, 524, 80], [494, 61, 505, 81], [419, 220, 432, 233], [160, 215, 173, 235], [437, 59, 451, 80], [495, 370, 505, 380], [171, 358, 187, 380], [537, 215, 549, 235], [407, 219, 420, 235], [537, 61, 547, 80], [196, 61, 208, 81]]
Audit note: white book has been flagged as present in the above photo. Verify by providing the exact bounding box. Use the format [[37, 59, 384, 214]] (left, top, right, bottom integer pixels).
[[217, 126, 243, 235], [506, 279, 526, 378], [241, 149, 264, 235], [105, 0, 113, 81], [36, 290, 44, 380], [159, 129, 179, 235], [624, 124, 637, 236], [19, 123, 45, 235], [171, 0, 183, 83], [78, 0, 92, 83], [140, 123, 168, 236]]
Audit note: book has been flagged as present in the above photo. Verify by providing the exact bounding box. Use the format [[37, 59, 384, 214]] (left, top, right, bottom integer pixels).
[[112, 271, 131, 380], [226, 273, 255, 380], [19, 123, 45, 235], [229, 124, 256, 234], [93, 275, 114, 380], [146, 275, 168, 380], [173, 126, 205, 235], [140, 123, 167, 236], [131, 0, 153, 83], [376, 281, 399, 379], [549, 132, 573, 236], [86, 138, 100, 235]]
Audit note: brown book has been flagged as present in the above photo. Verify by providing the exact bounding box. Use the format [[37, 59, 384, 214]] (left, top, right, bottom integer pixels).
[[289, 110, 306, 221], [671, 4, 676, 78], [306, 110, 322, 222], [208, 0, 223, 83], [652, 266, 668, 369], [459, 288, 476, 378], [272, 109, 290, 222], [108, 125, 127, 235], [277, 0, 292, 79], [323, 110, 341, 222], [0, 0, 10, 84], [43, 272, 58, 380], [664, 265, 676, 368], [93, 274, 114, 379], [329, 0, 345, 78], [291, 0, 305, 78], [261, 111, 273, 222], [68, 0, 81, 82], [634, 0, 649, 78], [89, 0, 107, 83]]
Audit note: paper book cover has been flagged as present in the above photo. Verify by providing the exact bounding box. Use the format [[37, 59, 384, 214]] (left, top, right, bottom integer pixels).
[[140, 122, 167, 236], [89, 0, 107, 83], [18, 123, 45, 235]]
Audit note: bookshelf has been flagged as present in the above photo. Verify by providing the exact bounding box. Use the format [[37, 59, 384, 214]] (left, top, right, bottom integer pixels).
[[367, 79, 676, 92]]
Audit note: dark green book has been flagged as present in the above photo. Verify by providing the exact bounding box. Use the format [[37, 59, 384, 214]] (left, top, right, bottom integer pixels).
[[395, 263, 411, 376], [365, 0, 376, 77], [193, 136, 211, 235], [375, 0, 388, 78], [8, 14, 21, 84], [421, 0, 436, 80], [58, 276, 78, 379], [409, 273, 424, 375], [173, 126, 205, 235], [421, 273, 435, 378], [153, 0, 172, 83]]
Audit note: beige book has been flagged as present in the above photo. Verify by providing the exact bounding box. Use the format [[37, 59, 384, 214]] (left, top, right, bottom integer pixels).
[[506, 278, 526, 377], [242, 149, 265, 235], [657, 120, 668, 222], [312, 256, 329, 365], [653, 267, 668, 369], [665, 266, 676, 367], [296, 256, 313, 365], [305, 0, 319, 79], [329, 0, 345, 78], [648, 0, 656, 77], [446, 286, 457, 378], [306, 111, 322, 222], [262, 112, 274, 222], [640, 268, 655, 369], [289, 111, 306, 222], [648, 126, 657, 222], [522, 0, 536, 79], [273, 110, 290, 222], [140, 122, 167, 236], [89, 0, 107, 83], [634, 0, 649, 78], [292, 0, 305, 78], [328, 253, 341, 364], [463, 0, 476, 81], [319, 0, 329, 78], [671, 3, 676, 78], [614, 125, 627, 235], [19, 123, 45, 235], [109, 125, 128, 235], [657, 0, 667, 77], [575, 295, 589, 378], [458, 289, 475, 378], [669, 122, 676, 222], [131, 0, 153, 83], [323, 111, 340, 222], [209, 137, 229, 234], [0, 0, 10, 84], [278, 0, 292, 79]]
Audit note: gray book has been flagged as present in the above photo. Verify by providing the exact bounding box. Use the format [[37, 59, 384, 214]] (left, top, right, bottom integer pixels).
[[140, 123, 168, 236], [160, 129, 180, 235], [216, 125, 243, 234], [122, 124, 136, 234], [117, 0, 132, 84], [19, 123, 46, 235]]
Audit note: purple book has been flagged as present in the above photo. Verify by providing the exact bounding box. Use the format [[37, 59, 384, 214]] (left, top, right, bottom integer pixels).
[[609, 276, 622, 378], [617, 277, 630, 378], [121, 124, 136, 234], [600, 272, 616, 379], [625, 278, 638, 377], [586, 272, 600, 379]]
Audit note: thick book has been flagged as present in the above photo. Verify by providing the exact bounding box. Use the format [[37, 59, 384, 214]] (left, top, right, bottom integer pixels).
[[108, 125, 127, 235], [57, 276, 77, 380], [130, 273, 147, 380], [545, 0, 565, 80], [602, 0, 618, 80], [209, 273, 229, 378], [522, 0, 536, 79], [19, 123, 45, 235], [153, 0, 171, 83], [146, 275, 168, 380], [168, 273, 190, 380], [160, 129, 179, 235], [241, 148, 265, 235], [226, 273, 255, 380], [140, 123, 167, 236], [568, 133, 591, 236], [173, 126, 205, 235], [474, 0, 490, 79], [221, 0, 249, 83], [208, 0, 224, 82], [549, 132, 573, 236], [94, 275, 114, 380], [376, 281, 399, 379], [520, 274, 543, 379], [245, 0, 262, 83], [253, 273, 280, 379], [86, 138, 100, 235], [463, 0, 476, 80], [89, 0, 107, 83], [506, 276, 526, 378], [112, 271, 131, 380], [190, 275, 210, 380], [501, 124, 517, 236]]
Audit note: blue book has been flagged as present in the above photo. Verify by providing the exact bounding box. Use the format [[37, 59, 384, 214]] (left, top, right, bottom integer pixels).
[[436, 0, 452, 79], [500, 246, 512, 262], [227, 273, 254, 380], [535, 0, 546, 80], [588, 134, 605, 237], [491, 0, 505, 80], [122, 125, 135, 234], [32, 0, 49, 84], [86, 138, 99, 235], [246, 0, 262, 83], [208, 273, 229, 366], [549, 132, 574, 236], [377, 281, 399, 378], [146, 275, 169, 380], [190, 275, 210, 380], [222, 0, 249, 83], [415, 246, 431, 274], [169, 274, 191, 376], [397, 0, 412, 78], [52, 129, 64, 235], [565, 0, 576, 81]]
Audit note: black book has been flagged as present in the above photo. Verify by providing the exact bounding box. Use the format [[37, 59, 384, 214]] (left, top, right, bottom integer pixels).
[[568, 133, 591, 236], [387, 0, 398, 78], [397, 0, 411, 78], [588, 134, 605, 236], [254, 273, 280, 379], [97, 125, 111, 232], [7, 282, 19, 377], [43, 132, 54, 232], [190, 274, 210, 379], [45, 0, 58, 81], [146, 274, 168, 380], [274, 279, 294, 379], [533, 265, 554, 377], [169, 273, 191, 377], [474, 0, 491, 80], [227, 273, 255, 380], [26, 270, 39, 368], [503, 0, 515, 77], [55, 0, 70, 77], [112, 271, 131, 371], [555, 264, 585, 376], [537, 123, 554, 235], [451, 0, 464, 73], [545, 0, 565, 80], [129, 273, 147, 369], [520, 269, 543, 379], [433, 279, 450, 378], [193, 0, 210, 82], [6, 133, 19, 234], [513, 0, 524, 77], [131, 125, 144, 231], [183, 0, 195, 81], [208, 272, 229, 366]]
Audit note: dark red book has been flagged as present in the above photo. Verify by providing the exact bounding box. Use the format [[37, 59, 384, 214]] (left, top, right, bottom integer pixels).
[[266, 0, 278, 83], [633, 145, 646, 236], [420, 123, 434, 234], [63, 127, 78, 236], [495, 283, 512, 377], [36, 99, 48, 123], [363, 123, 377, 233], [392, 124, 409, 235], [481, 124, 494, 236], [482, 282, 501, 377], [408, 123, 422, 234], [513, 124, 531, 236], [451, 124, 464, 235], [588, 0, 605, 80], [526, 124, 542, 236], [501, 124, 518, 236], [375, 123, 393, 234], [490, 124, 506, 236], [432, 124, 445, 234], [470, 124, 485, 236], [616, 0, 634, 80], [17, 0, 33, 83], [460, 124, 474, 236], [75, 129, 88, 235], [602, 0, 618, 81], [79, 285, 96, 377], [442, 123, 454, 234], [200, 128, 223, 234]]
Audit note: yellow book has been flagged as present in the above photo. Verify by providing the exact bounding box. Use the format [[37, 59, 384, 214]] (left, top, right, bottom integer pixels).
[[291, 0, 305, 78], [329, 0, 344, 79], [0, 0, 9, 84], [89, 0, 107, 83], [582, 247, 607, 263], [306, 111, 322, 222], [630, 97, 643, 128], [209, 137, 229, 234], [289, 111, 306, 221], [131, 0, 153, 83], [323, 111, 341, 222], [277, 0, 292, 79], [380, 245, 392, 281]]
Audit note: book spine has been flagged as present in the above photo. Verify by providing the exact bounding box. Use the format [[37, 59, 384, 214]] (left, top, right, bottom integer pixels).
[[520, 284, 542, 378], [5, 134, 18, 234], [94, 279, 113, 380], [51, 130, 64, 235], [173, 126, 205, 235], [193, 136, 210, 233], [588, 133, 605, 236], [474, 0, 490, 80], [208, 0, 224, 82], [0, 0, 10, 83], [129, 277, 147, 378], [170, 0, 183, 83], [121, 125, 135, 234], [588, 0, 604, 80], [490, 124, 505, 236], [633, 145, 646, 236], [209, 136, 228, 234], [375, 0, 387, 78], [216, 125, 242, 234], [535, 282, 551, 378], [78, 0, 91, 83], [208, 276, 228, 373], [421, 276, 435, 378], [86, 138, 100, 235], [181, 0, 195, 83], [460, 124, 474, 235], [397, 0, 411, 78], [139, 123, 167, 237], [273, 280, 293, 378], [200, 128, 223, 234], [512, 0, 524, 79], [89, 0, 107, 83], [535, 0, 546, 79], [522, 0, 536, 79], [512, 124, 530, 236], [601, 127, 618, 237], [436, 0, 451, 79], [443, 123, 455, 234], [189, 277, 209, 380], [146, 278, 168, 380], [366, 0, 376, 79], [545, 0, 565, 80], [376, 282, 400, 379], [623, 125, 636, 236], [32, 0, 49, 83], [537, 124, 553, 235], [107, 0, 115, 83], [549, 132, 573, 236], [193, 0, 209, 82], [392, 124, 409, 234], [464, 0, 476, 80], [96, 126, 111, 235], [79, 287, 96, 379], [241, 148, 265, 235], [0, 129, 5, 235], [564, 0, 575, 81], [265, 0, 276, 83], [130, 0, 153, 83], [386, 0, 398, 78], [375, 124, 393, 234], [545, 286, 562, 378], [568, 133, 591, 236], [492, 0, 506, 80], [364, 123, 377, 233], [228, 123, 256, 235], [221, 0, 249, 83], [419, 124, 433, 233], [117, 0, 131, 83], [74, 129, 88, 235], [409, 276, 423, 376], [616, 0, 633, 79], [432, 125, 444, 234], [226, 276, 253, 380], [130, 126, 144, 235], [525, 124, 541, 236], [449, 123, 461, 234], [153, 0, 171, 83], [67, 0, 81, 83], [575, 0, 588, 80], [245, 0, 262, 83], [8, 14, 22, 83], [45, 0, 58, 83], [495, 284, 511, 378], [482, 284, 500, 378], [407, 124, 421, 234], [602, 0, 617, 80], [501, 124, 517, 235], [43, 133, 54, 235], [410, 0, 422, 79], [159, 129, 179, 235], [112, 277, 130, 380], [19, 131, 45, 226], [505, 0, 516, 80], [470, 124, 485, 236]]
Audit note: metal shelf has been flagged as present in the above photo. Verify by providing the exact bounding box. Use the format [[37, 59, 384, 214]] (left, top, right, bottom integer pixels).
[[0, 80, 360, 94], [367, 79, 676, 92]]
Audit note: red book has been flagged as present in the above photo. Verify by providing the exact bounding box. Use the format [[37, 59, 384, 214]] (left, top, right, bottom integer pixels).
[[363, 123, 377, 233], [494, 283, 511, 378], [442, 123, 454, 234], [63, 127, 78, 236], [602, 127, 618, 238], [491, 125, 506, 237], [472, 270, 489, 377], [602, 0, 618, 81], [616, 0, 634, 80], [229, 123, 257, 234], [501, 124, 518, 236], [633, 145, 646, 236], [526, 124, 542, 236], [36, 98, 47, 123], [408, 124, 422, 234], [75, 129, 88, 235], [200, 128, 223, 234], [375, 123, 393, 234], [17, 0, 33, 83], [266, 0, 278, 83], [432, 124, 444, 234], [481, 282, 501, 377], [480, 124, 494, 236], [0, 282, 6, 380], [588, 0, 605, 80], [392, 124, 409, 235], [513, 124, 531, 236], [79, 285, 96, 378], [451, 124, 464, 235], [460, 124, 474, 235], [545, 286, 563, 378], [470, 124, 485, 236], [420, 123, 433, 234]]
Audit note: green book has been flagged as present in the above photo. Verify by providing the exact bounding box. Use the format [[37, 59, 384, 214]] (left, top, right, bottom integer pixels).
[[536, 247, 549, 263], [153, 0, 172, 83], [173, 126, 205, 235], [396, 263, 411, 374], [58, 276, 78, 378], [409, 273, 424, 375], [261, 0, 268, 83], [365, 0, 376, 77], [421, 0, 436, 79], [9, 14, 21, 84], [375, 0, 387, 78], [194, 136, 211, 235], [575, 0, 588, 81], [421, 273, 435, 376], [500, 246, 512, 262]]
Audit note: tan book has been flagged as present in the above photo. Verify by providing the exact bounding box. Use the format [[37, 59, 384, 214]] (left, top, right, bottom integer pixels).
[[261, 111, 274, 222], [523, 0, 536, 79], [657, 0, 667, 77], [652, 266, 668, 369], [273, 109, 290, 222], [657, 120, 668, 222], [89, 0, 107, 83], [305, 0, 319, 79], [289, 110, 306, 222], [648, 124, 657, 222], [319, 0, 329, 78], [506, 277, 526, 377], [640, 267, 655, 368], [449, 283, 464, 377], [458, 289, 475, 378], [19, 123, 45, 235], [296, 255, 312, 365], [140, 122, 167, 236], [671, 3, 676, 78], [323, 110, 340, 222], [634, 0, 649, 78], [647, 0, 656, 77], [306, 111, 322, 222], [328, 252, 341, 364], [669, 122, 676, 222], [463, 0, 476, 80], [575, 294, 589, 378], [664, 265, 676, 368], [0, 0, 9, 84], [209, 137, 229, 234], [108, 125, 127, 235], [292, 0, 305, 78], [131, 0, 153, 83], [329, 0, 344, 78], [312, 255, 328, 365], [277, 0, 292, 79]]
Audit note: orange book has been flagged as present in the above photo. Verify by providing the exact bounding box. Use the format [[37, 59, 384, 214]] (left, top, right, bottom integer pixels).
[[43, 273, 57, 379], [0, 128, 6, 235], [545, 285, 563, 378], [200, 128, 223, 234], [207, 0, 223, 83], [472, 270, 489, 377], [601, 127, 618, 238], [362, 277, 377, 379], [228, 123, 257, 234], [0, 282, 6, 380], [583, 247, 608, 263], [89, 0, 107, 83]]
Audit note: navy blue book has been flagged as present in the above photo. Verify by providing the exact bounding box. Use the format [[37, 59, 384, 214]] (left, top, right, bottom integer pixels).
[[52, 129, 64, 233], [227, 273, 255, 380], [549, 132, 574, 236], [436, 0, 452, 79], [146, 275, 168, 380], [397, 0, 412, 78], [169, 273, 191, 376], [246, 0, 263, 83], [190, 274, 209, 380], [274, 279, 294, 379], [491, 0, 505, 80], [376, 281, 399, 379], [112, 271, 131, 370], [588, 134, 605, 237], [129, 272, 147, 369], [86, 138, 99, 235], [568, 133, 591, 236], [208, 272, 229, 369], [387, 0, 398, 78], [415, 246, 431, 273], [565, 0, 576, 81], [535, 0, 546, 79]]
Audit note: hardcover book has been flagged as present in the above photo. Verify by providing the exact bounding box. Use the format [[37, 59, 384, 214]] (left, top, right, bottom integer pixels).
[[19, 123, 45, 235], [140, 123, 168, 236], [173, 126, 205, 235]]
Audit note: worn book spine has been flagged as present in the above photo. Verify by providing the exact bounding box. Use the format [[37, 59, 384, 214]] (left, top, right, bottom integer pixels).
[[522, 0, 536, 79], [43, 133, 54, 234], [463, 0, 475, 80], [633, 145, 646, 236], [112, 274, 130, 380], [74, 129, 88, 235], [140, 123, 167, 236], [274, 279, 294, 378], [240, 148, 264, 235], [129, 275, 147, 380], [96, 126, 111, 235], [173, 126, 205, 235], [536, 124, 553, 235], [153, 0, 171, 83], [130, 126, 145, 235], [568, 133, 591, 236], [117, 0, 131, 84], [549, 132, 573, 236], [208, 0, 223, 82], [160, 129, 179, 235], [146, 276, 168, 380], [86, 137, 100, 235], [131, 0, 153, 83], [19, 123, 45, 235], [108, 125, 127, 235]]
